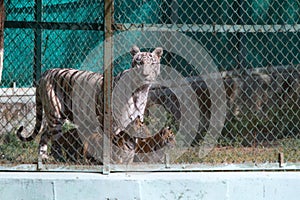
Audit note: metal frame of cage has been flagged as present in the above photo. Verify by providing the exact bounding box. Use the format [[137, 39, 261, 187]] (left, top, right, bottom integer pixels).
[[1, 0, 300, 173]]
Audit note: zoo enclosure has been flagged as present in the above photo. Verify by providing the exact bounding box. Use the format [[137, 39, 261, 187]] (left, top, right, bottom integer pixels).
[[1, 0, 300, 172]]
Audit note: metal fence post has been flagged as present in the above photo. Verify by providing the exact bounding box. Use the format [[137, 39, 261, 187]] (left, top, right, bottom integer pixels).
[[0, 0, 4, 83], [103, 0, 114, 174], [33, 0, 42, 86]]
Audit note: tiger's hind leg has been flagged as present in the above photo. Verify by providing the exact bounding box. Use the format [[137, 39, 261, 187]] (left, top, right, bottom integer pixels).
[[38, 128, 51, 160], [37, 126, 65, 162], [48, 123, 65, 162], [49, 124, 83, 163], [59, 129, 83, 163], [50, 140, 64, 162]]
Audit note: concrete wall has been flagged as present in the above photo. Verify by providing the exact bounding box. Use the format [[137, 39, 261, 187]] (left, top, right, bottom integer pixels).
[[1, 171, 300, 200], [0, 88, 35, 135]]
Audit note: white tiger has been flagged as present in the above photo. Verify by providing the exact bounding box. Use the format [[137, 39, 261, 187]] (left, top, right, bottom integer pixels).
[[17, 45, 163, 161]]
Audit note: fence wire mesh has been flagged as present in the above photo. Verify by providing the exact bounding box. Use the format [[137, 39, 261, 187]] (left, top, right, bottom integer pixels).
[[0, 0, 300, 171]]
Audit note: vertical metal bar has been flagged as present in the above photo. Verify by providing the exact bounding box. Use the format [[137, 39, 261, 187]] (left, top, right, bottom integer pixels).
[[278, 152, 284, 168], [103, 0, 114, 174], [0, 0, 5, 83], [163, 0, 179, 166], [237, 0, 246, 71], [34, 0, 42, 86]]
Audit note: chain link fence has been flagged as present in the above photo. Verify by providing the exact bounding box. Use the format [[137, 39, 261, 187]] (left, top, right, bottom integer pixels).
[[0, 0, 300, 172]]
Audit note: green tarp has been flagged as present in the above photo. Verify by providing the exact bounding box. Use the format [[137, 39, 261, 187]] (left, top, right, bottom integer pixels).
[[2, 0, 300, 87]]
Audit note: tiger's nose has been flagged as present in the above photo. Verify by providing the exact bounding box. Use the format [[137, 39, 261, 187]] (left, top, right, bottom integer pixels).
[[143, 64, 152, 76]]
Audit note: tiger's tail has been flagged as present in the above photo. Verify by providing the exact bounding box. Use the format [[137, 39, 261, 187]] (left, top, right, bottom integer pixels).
[[16, 86, 43, 141]]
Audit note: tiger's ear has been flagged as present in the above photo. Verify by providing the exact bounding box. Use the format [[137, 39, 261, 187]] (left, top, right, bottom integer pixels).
[[135, 116, 142, 125], [130, 45, 140, 57], [152, 47, 163, 59]]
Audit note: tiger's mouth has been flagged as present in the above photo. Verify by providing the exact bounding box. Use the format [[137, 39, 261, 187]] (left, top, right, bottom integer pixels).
[[166, 137, 176, 146], [143, 72, 159, 83]]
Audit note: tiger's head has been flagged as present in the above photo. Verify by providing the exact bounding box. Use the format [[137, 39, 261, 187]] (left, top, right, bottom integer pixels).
[[130, 45, 163, 82], [156, 127, 176, 149], [135, 126, 176, 154], [122, 116, 151, 138]]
